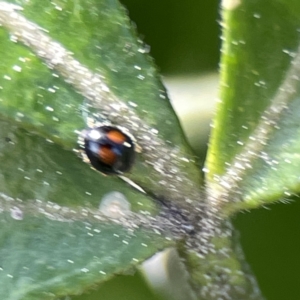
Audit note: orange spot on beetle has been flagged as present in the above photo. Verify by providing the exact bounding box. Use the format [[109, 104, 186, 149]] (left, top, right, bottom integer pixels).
[[107, 130, 126, 144], [99, 146, 116, 165]]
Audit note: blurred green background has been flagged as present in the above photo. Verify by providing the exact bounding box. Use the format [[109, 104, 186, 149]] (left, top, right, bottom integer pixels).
[[74, 0, 300, 299]]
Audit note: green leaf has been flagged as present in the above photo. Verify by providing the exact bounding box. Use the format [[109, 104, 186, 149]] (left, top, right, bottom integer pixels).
[[206, 0, 300, 211], [0, 118, 174, 299], [0, 214, 170, 300], [0, 119, 156, 212], [0, 0, 202, 210], [2, 0, 182, 145], [0, 0, 202, 298]]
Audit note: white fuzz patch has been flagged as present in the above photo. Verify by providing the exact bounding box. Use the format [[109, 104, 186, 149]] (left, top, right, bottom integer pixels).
[[99, 191, 131, 218]]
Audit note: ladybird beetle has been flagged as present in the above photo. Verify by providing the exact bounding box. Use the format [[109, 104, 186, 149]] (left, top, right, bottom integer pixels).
[[83, 126, 135, 175]]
